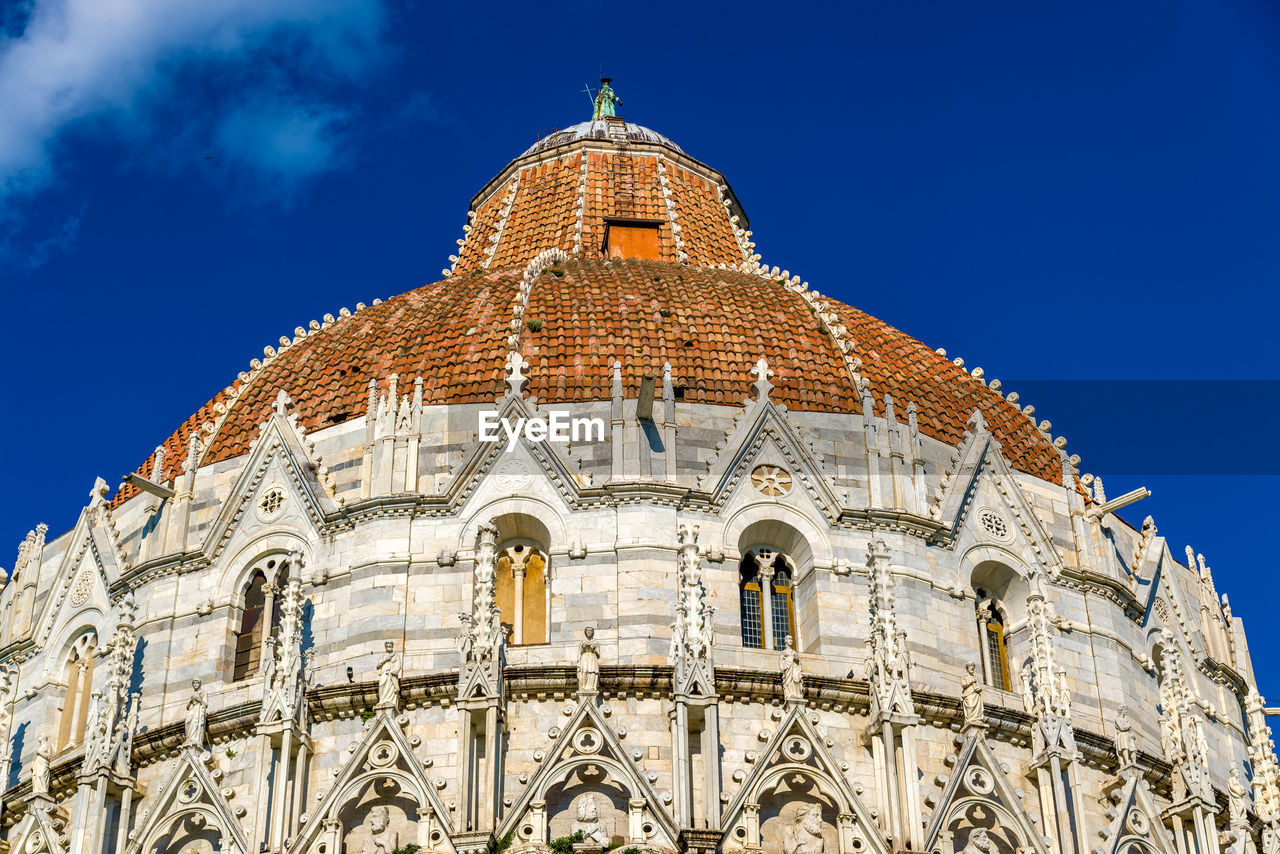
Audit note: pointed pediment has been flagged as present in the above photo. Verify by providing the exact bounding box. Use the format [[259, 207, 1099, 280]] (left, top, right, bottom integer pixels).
[[1093, 774, 1180, 854], [721, 702, 889, 854], [442, 395, 594, 510], [291, 709, 454, 854], [924, 731, 1051, 854], [498, 699, 678, 849], [7, 801, 69, 854], [124, 746, 251, 854], [33, 508, 117, 651], [200, 398, 339, 561], [932, 417, 1065, 576], [699, 397, 845, 521]]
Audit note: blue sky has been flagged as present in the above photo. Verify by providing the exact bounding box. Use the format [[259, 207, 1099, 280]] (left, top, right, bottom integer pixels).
[[2, 1, 1278, 688]]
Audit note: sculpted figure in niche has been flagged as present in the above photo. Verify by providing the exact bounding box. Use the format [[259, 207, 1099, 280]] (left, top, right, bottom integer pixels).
[[1114, 706, 1137, 769], [376, 641, 402, 709], [961, 662, 984, 726], [782, 804, 825, 854], [780, 636, 803, 700], [1228, 768, 1248, 828], [184, 679, 207, 747], [31, 734, 51, 796], [960, 828, 993, 854], [572, 794, 611, 846], [361, 805, 399, 854], [578, 627, 600, 694]]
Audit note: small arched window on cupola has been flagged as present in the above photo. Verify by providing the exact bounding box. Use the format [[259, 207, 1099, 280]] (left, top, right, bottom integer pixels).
[[495, 542, 548, 646], [975, 594, 1012, 691], [232, 555, 289, 682], [739, 548, 797, 651], [56, 631, 97, 752]]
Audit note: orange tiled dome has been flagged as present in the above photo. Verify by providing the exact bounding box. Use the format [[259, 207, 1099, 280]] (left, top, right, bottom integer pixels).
[[112, 119, 1063, 506]]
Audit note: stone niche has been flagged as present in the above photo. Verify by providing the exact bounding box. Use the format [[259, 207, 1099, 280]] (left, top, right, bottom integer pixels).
[[153, 814, 221, 854], [339, 782, 420, 854], [756, 781, 838, 854], [546, 769, 631, 847], [943, 803, 1026, 854]]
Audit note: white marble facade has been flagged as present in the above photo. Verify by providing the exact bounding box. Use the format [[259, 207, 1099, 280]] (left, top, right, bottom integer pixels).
[[0, 351, 1272, 854]]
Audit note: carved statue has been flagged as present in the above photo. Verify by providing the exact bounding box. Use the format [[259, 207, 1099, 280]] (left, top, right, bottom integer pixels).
[[376, 641, 402, 709], [1229, 768, 1249, 829], [1019, 663, 1035, 716], [361, 805, 400, 854], [31, 734, 51, 796], [457, 612, 475, 662], [578, 627, 600, 694], [960, 828, 993, 854], [961, 662, 984, 727], [263, 634, 279, 691], [184, 678, 207, 747], [1115, 705, 1138, 770], [780, 635, 803, 700], [572, 793, 611, 846], [782, 804, 825, 854]]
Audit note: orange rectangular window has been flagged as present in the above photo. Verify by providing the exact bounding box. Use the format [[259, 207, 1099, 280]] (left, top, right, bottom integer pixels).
[[604, 220, 662, 260]]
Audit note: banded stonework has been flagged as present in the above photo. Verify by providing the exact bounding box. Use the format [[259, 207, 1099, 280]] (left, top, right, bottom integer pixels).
[[0, 109, 1271, 854]]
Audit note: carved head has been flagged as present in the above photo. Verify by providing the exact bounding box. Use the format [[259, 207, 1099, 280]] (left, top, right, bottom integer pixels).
[[368, 805, 390, 833], [965, 662, 976, 675], [795, 804, 822, 836], [584, 626, 595, 640], [577, 794, 599, 822], [385, 640, 395, 653], [968, 829, 991, 852], [191, 678, 202, 692]]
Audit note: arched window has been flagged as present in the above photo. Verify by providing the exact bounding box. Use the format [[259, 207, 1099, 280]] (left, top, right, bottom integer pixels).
[[739, 549, 797, 651], [57, 632, 97, 751], [976, 595, 1011, 691], [739, 559, 763, 649], [233, 556, 288, 682], [495, 542, 548, 646]]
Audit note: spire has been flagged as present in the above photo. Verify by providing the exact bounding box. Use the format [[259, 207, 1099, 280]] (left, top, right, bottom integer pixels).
[[592, 76, 621, 120]]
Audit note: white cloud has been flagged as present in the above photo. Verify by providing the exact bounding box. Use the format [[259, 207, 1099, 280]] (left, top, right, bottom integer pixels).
[[0, 0, 390, 204]]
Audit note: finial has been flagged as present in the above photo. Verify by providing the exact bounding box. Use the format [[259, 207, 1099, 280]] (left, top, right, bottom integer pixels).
[[750, 356, 774, 403]]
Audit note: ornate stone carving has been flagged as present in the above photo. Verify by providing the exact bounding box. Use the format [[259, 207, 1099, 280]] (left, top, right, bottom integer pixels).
[[578, 627, 600, 695], [1114, 705, 1137, 773], [572, 794, 610, 846], [184, 679, 207, 748], [360, 805, 399, 854], [31, 734, 51, 796], [376, 641, 402, 710], [781, 804, 824, 854], [865, 539, 913, 720], [779, 635, 803, 701], [960, 662, 984, 728]]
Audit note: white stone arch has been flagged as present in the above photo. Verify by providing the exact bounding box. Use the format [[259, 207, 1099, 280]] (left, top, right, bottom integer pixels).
[[938, 795, 1031, 854], [456, 496, 568, 552], [723, 502, 832, 573], [215, 531, 313, 605], [531, 753, 639, 803], [960, 546, 1032, 693], [727, 511, 826, 653], [744, 763, 851, 812], [137, 803, 243, 854], [41, 615, 103, 682]]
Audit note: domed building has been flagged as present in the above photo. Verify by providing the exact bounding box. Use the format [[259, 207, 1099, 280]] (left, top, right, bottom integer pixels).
[[0, 88, 1275, 854]]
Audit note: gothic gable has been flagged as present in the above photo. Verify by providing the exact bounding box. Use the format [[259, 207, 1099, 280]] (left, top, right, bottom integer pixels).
[[498, 699, 678, 850], [33, 490, 119, 651], [124, 746, 251, 854], [291, 709, 453, 854], [924, 731, 1050, 854], [1096, 775, 1180, 854], [698, 371, 845, 522], [932, 412, 1064, 577], [199, 391, 338, 561], [7, 802, 69, 854], [720, 703, 888, 854], [443, 394, 594, 511]]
